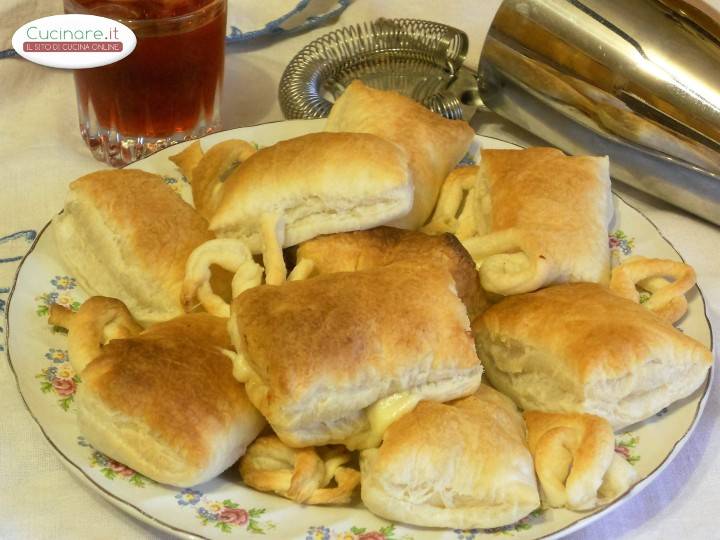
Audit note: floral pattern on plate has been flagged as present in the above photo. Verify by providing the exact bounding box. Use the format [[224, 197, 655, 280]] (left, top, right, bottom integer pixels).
[[306, 524, 411, 540], [609, 230, 635, 265], [35, 275, 82, 317], [615, 433, 640, 465], [77, 436, 153, 487], [458, 508, 546, 537], [162, 175, 190, 194], [175, 488, 275, 534], [90, 450, 152, 487], [35, 348, 79, 411]]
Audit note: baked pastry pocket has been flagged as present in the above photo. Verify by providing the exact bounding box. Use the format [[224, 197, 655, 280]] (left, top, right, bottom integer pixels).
[[325, 80, 474, 229], [360, 385, 540, 529], [228, 262, 483, 450], [73, 310, 265, 487], [454, 148, 613, 295], [473, 282, 712, 428]]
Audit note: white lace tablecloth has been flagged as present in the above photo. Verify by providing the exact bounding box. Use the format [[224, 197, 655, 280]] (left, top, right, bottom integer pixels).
[[1, 1, 718, 539]]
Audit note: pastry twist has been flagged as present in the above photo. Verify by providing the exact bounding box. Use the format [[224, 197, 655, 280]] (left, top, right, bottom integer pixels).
[[610, 257, 696, 324], [48, 296, 143, 373], [287, 258, 315, 281], [183, 214, 316, 316], [462, 228, 555, 295], [170, 139, 257, 220], [182, 239, 263, 318], [260, 213, 287, 285], [239, 435, 360, 505], [524, 411, 638, 511]]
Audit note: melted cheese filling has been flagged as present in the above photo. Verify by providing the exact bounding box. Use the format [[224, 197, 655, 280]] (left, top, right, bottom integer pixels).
[[288, 258, 315, 281], [260, 212, 287, 285], [225, 349, 254, 383], [345, 392, 421, 450], [227, 349, 421, 450]]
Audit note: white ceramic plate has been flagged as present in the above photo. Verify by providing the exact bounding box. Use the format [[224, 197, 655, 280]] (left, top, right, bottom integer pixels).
[[6, 119, 713, 540]]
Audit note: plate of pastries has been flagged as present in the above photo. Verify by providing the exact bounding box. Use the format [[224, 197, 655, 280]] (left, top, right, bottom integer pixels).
[[6, 81, 714, 539]]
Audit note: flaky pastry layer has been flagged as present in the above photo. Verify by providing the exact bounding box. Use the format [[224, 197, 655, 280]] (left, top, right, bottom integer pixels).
[[361, 386, 539, 529], [229, 262, 482, 449], [473, 283, 712, 428]]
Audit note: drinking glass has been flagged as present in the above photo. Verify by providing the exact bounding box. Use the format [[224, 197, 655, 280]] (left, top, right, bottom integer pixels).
[[64, 0, 227, 166]]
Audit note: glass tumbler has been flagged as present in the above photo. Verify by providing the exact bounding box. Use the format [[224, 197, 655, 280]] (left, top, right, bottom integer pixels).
[[64, 0, 227, 166]]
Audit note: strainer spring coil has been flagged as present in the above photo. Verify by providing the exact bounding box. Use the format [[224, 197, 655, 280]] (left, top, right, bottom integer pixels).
[[279, 18, 469, 119]]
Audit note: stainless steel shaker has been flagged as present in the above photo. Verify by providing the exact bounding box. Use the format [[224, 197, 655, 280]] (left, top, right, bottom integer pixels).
[[478, 0, 720, 224]]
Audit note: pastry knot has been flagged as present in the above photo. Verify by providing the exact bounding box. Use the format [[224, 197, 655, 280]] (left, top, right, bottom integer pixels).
[[239, 435, 360, 505]]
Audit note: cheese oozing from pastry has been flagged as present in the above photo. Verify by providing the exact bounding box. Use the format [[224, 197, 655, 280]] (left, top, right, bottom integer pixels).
[[229, 347, 421, 450], [288, 258, 315, 281], [227, 349, 255, 383], [260, 212, 287, 285], [345, 392, 422, 450]]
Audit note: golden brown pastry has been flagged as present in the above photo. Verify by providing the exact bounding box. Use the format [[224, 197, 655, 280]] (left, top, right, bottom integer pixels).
[[76, 311, 266, 487], [524, 411, 638, 510], [325, 80, 475, 229], [361, 385, 540, 529], [48, 297, 143, 373], [228, 262, 483, 450], [610, 256, 696, 324], [473, 283, 712, 428], [296, 226, 486, 319], [209, 132, 413, 252], [184, 139, 257, 220], [461, 148, 613, 295], [239, 435, 360, 505], [53, 169, 216, 324]]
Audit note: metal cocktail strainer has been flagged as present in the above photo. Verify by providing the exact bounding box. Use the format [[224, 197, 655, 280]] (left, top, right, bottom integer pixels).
[[279, 18, 469, 120]]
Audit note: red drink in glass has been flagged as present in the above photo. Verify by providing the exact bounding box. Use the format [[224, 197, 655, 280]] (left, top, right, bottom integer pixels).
[[65, 0, 227, 166]]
